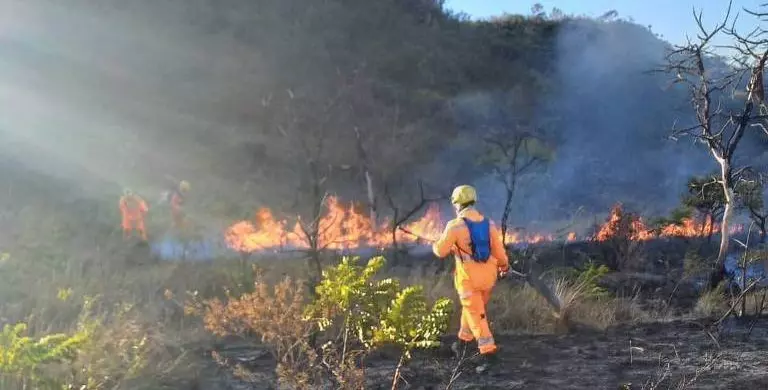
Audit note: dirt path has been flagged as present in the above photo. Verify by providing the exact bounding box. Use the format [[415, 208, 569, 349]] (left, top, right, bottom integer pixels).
[[204, 319, 768, 389]]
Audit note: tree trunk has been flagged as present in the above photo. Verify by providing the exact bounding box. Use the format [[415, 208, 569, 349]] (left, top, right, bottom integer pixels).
[[705, 212, 714, 243], [390, 209, 400, 264], [365, 170, 376, 231], [707, 218, 715, 244], [500, 188, 514, 246], [354, 127, 377, 231], [711, 163, 734, 288]]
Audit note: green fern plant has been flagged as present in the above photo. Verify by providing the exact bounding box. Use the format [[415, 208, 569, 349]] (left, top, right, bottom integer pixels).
[[306, 256, 453, 389], [307, 256, 403, 348]]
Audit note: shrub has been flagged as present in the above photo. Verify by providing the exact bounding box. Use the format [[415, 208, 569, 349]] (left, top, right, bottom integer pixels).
[[596, 204, 646, 271], [69, 315, 153, 389], [307, 256, 452, 388], [0, 322, 88, 389], [565, 262, 612, 300], [490, 263, 642, 332], [306, 257, 452, 351], [193, 256, 453, 389], [190, 272, 320, 389], [694, 282, 728, 317]]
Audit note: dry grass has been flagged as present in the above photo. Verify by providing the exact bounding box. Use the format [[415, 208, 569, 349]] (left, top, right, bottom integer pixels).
[[490, 283, 560, 333], [398, 263, 653, 335], [694, 283, 728, 317], [192, 274, 326, 389], [190, 269, 370, 390]]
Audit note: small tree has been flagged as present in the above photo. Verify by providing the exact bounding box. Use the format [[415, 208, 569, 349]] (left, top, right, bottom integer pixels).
[[482, 128, 551, 244], [682, 175, 725, 241], [679, 173, 768, 242], [648, 206, 695, 237]]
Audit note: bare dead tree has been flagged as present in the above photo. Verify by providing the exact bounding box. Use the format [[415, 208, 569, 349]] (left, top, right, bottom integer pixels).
[[483, 128, 548, 245], [383, 180, 444, 262], [661, 1, 768, 287], [273, 72, 359, 283]]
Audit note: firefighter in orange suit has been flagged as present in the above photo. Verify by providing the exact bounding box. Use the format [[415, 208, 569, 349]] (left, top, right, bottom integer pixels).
[[119, 188, 149, 241], [432, 185, 510, 372], [170, 180, 190, 229]]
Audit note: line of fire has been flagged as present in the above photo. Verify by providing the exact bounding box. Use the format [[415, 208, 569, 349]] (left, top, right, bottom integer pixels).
[[220, 199, 743, 254]]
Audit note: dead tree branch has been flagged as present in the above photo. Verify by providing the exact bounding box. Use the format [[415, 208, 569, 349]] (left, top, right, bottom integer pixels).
[[384, 181, 445, 261]]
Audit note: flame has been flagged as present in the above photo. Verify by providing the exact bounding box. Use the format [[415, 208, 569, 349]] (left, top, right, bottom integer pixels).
[[594, 204, 743, 242], [225, 199, 743, 253], [225, 208, 295, 252], [594, 204, 653, 241], [225, 196, 564, 253]]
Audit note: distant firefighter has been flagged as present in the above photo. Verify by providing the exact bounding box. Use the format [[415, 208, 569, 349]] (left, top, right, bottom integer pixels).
[[119, 188, 149, 241], [168, 180, 190, 229]]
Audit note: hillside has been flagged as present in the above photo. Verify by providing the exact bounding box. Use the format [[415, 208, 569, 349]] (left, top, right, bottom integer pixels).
[[1, 0, 733, 223], [2, 1, 768, 389]]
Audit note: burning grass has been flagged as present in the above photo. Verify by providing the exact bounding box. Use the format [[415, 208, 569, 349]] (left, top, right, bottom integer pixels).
[[595, 204, 742, 242], [225, 196, 568, 253], [224, 200, 744, 261]]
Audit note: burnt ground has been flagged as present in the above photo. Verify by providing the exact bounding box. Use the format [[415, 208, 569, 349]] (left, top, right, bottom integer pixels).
[[197, 318, 768, 390], [184, 237, 766, 389]]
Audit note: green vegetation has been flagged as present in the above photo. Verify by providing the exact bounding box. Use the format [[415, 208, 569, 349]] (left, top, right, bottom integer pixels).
[[193, 256, 452, 388], [0, 323, 87, 389], [308, 256, 452, 354]]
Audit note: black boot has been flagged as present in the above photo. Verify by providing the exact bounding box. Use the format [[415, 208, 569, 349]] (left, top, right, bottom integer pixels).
[[451, 339, 470, 359], [475, 352, 499, 374]]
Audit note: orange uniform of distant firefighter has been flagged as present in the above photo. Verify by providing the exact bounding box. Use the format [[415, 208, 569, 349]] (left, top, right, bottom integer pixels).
[[170, 180, 190, 229], [432, 185, 509, 362], [119, 190, 149, 241]]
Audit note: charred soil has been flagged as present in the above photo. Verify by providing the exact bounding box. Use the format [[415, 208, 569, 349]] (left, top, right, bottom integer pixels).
[[200, 318, 768, 390]]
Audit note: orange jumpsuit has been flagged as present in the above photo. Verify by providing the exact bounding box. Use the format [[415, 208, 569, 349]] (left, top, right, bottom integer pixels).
[[432, 207, 510, 355], [170, 191, 185, 228], [119, 194, 149, 241]]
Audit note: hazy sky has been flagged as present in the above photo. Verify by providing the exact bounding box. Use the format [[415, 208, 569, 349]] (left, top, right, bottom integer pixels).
[[446, 0, 763, 47]]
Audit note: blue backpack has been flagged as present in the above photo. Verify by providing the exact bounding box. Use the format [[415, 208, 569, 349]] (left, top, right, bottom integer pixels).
[[462, 218, 491, 263]]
